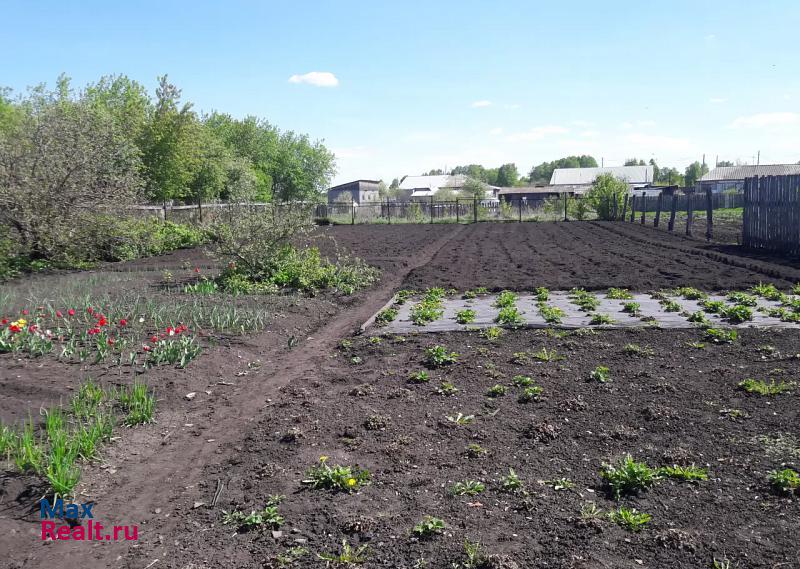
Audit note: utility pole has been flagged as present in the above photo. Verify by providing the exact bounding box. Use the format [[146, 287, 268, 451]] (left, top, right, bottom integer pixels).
[[601, 157, 604, 167], [757, 151, 760, 165]]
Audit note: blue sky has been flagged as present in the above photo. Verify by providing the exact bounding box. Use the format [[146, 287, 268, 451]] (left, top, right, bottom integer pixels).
[[3, 0, 799, 184]]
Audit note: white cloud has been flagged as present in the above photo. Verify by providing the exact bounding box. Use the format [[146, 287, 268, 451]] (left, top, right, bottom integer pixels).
[[637, 119, 656, 127], [709, 97, 727, 104], [571, 120, 594, 127], [489, 127, 504, 136], [506, 125, 568, 142], [619, 121, 634, 130], [471, 100, 492, 108], [288, 71, 339, 87], [730, 112, 800, 129], [620, 120, 655, 129], [579, 130, 599, 138]]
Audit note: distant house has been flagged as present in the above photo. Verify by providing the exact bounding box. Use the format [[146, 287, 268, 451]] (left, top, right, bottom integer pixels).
[[498, 185, 581, 203], [698, 164, 800, 193], [549, 165, 655, 193], [399, 174, 499, 201], [327, 180, 381, 205]]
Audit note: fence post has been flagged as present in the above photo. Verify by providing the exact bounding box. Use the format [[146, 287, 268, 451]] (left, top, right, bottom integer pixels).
[[705, 187, 713, 241], [621, 195, 629, 221], [612, 193, 619, 220], [430, 196, 434, 223], [630, 195, 637, 222], [518, 198, 522, 222], [668, 193, 678, 231], [563, 193, 568, 221], [387, 200, 392, 224], [473, 197, 478, 223], [654, 193, 663, 228], [640, 192, 646, 224], [456, 198, 459, 223], [686, 191, 693, 236], [351, 198, 355, 225]]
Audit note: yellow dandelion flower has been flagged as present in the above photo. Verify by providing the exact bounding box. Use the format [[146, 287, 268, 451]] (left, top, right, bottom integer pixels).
[[319, 455, 329, 463], [346, 477, 357, 487], [17, 318, 27, 326]]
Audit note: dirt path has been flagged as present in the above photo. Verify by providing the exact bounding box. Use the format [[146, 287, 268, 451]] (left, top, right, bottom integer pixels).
[[1, 225, 465, 569]]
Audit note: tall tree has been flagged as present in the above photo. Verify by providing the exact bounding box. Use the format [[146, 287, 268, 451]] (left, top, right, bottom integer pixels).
[[140, 75, 197, 205], [684, 161, 709, 187], [496, 163, 519, 187]]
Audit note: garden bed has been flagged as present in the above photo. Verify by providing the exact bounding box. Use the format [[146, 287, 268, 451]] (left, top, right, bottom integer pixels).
[[140, 326, 800, 568]]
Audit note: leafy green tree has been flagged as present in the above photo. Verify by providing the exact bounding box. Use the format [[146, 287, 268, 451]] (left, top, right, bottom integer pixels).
[[462, 178, 487, 200], [585, 174, 628, 220], [528, 155, 598, 184], [624, 158, 646, 166], [83, 75, 151, 140], [434, 186, 455, 200], [496, 163, 519, 187], [716, 160, 734, 167], [684, 161, 709, 188], [140, 75, 197, 205]]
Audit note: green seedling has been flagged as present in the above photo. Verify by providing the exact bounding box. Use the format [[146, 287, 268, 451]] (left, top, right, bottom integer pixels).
[[317, 539, 369, 565], [117, 382, 156, 426], [518, 385, 543, 403], [658, 464, 709, 482], [424, 345, 458, 367], [721, 304, 753, 324], [660, 299, 682, 312], [455, 309, 477, 324], [600, 455, 659, 498], [727, 291, 758, 306], [590, 313, 614, 325], [608, 507, 651, 532], [494, 291, 518, 308], [621, 301, 641, 316], [450, 480, 485, 496], [538, 303, 564, 324], [511, 375, 533, 387], [437, 381, 458, 396], [704, 328, 737, 343], [496, 306, 524, 327], [412, 515, 445, 537], [465, 443, 488, 458], [501, 469, 523, 492], [590, 366, 611, 383], [446, 413, 475, 426], [534, 287, 549, 301], [486, 384, 507, 398], [409, 370, 430, 384], [607, 288, 633, 300], [533, 347, 563, 362], [374, 307, 398, 326], [675, 287, 707, 300], [479, 326, 503, 341], [302, 456, 370, 492], [768, 468, 800, 495], [622, 343, 654, 357], [222, 504, 284, 530]]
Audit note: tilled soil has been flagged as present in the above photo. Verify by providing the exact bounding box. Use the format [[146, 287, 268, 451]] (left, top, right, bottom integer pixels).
[[142, 327, 800, 569], [402, 222, 800, 291], [3, 221, 800, 568]]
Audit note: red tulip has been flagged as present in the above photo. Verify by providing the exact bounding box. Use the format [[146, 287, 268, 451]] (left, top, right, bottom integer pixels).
[[68, 309, 75, 316], [107, 337, 115, 346], [56, 311, 63, 318], [150, 335, 158, 343], [22, 309, 29, 315], [119, 319, 127, 327], [1, 318, 7, 325], [194, 267, 200, 273], [97, 316, 107, 327], [142, 345, 151, 352], [87, 307, 94, 314], [28, 324, 37, 333]]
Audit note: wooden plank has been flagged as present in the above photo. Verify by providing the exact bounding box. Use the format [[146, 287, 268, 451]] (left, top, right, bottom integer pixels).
[[668, 192, 678, 231], [686, 191, 694, 236], [705, 187, 713, 241]]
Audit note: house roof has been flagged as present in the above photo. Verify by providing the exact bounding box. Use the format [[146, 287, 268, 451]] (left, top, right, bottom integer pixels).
[[399, 174, 468, 191], [327, 179, 381, 192], [550, 165, 654, 185], [699, 164, 800, 182], [498, 185, 588, 195]]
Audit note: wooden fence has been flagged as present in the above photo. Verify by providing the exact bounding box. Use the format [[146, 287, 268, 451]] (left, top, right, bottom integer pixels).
[[742, 175, 800, 255]]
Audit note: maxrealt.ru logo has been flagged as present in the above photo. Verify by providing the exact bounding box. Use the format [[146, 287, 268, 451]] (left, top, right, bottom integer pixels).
[[40, 498, 138, 541]]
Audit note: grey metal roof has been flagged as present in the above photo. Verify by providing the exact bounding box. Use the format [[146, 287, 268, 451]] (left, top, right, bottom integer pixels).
[[399, 174, 468, 191], [699, 164, 800, 182], [550, 165, 654, 185], [327, 179, 381, 191]]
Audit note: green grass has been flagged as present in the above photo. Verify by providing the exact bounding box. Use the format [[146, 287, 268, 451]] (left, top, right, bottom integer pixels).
[[117, 382, 156, 426]]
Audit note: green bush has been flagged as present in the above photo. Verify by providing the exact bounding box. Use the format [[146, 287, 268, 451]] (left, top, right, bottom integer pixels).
[[219, 246, 378, 295]]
